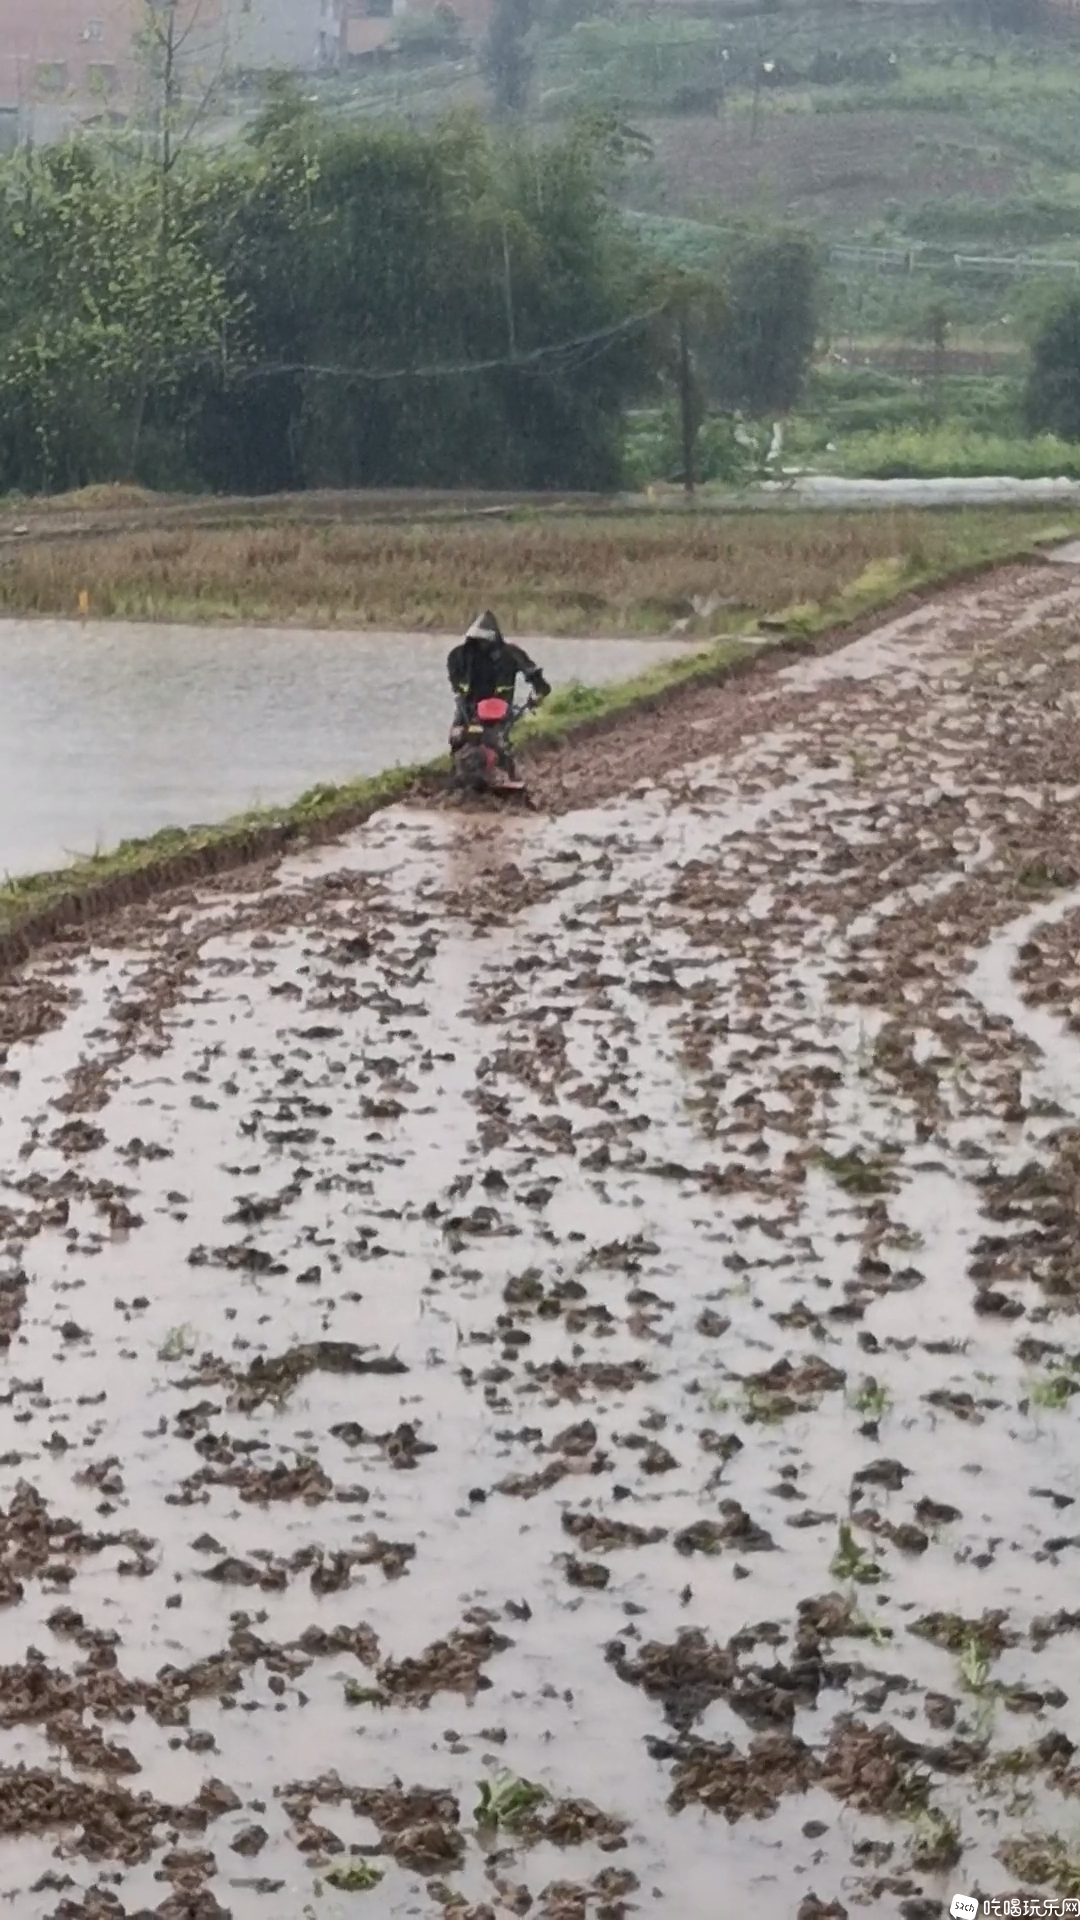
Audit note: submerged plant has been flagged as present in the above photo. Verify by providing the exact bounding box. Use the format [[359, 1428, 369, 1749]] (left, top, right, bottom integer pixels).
[[742, 1384, 797, 1425], [475, 1770, 549, 1830], [1018, 858, 1076, 893], [157, 1323, 196, 1361], [343, 1680, 385, 1706], [958, 1633, 992, 1695], [848, 1605, 894, 1645], [709, 1382, 797, 1424], [816, 1148, 897, 1196], [848, 1376, 892, 1420], [909, 1805, 962, 1871], [323, 1861, 384, 1892], [885, 1224, 925, 1253], [830, 1519, 884, 1585], [979, 1746, 1040, 1819], [1027, 1370, 1077, 1412]]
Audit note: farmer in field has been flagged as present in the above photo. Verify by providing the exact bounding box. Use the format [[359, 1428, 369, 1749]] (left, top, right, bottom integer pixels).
[[447, 611, 550, 741]]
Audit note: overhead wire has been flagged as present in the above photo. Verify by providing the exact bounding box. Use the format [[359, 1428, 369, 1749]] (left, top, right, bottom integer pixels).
[[234, 303, 664, 385]]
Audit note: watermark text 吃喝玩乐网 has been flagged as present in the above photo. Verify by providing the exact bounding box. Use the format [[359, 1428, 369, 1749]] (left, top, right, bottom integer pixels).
[[950, 1899, 1080, 1918]]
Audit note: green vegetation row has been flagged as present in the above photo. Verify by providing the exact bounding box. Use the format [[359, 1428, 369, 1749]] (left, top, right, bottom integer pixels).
[[624, 353, 1080, 488]]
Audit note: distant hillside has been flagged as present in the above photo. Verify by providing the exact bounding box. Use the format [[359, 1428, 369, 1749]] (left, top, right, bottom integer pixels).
[[308, 0, 1080, 344]]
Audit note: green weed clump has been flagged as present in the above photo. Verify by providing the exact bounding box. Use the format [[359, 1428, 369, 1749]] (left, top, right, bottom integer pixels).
[[323, 1861, 384, 1891], [1026, 1369, 1079, 1411], [998, 1832, 1080, 1898], [848, 1376, 892, 1420], [908, 1806, 962, 1871], [475, 1771, 549, 1830], [830, 1520, 885, 1585], [817, 1147, 898, 1195]]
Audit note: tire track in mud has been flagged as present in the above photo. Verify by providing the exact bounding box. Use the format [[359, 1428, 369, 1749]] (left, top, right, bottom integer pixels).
[[5, 567, 1080, 1916]]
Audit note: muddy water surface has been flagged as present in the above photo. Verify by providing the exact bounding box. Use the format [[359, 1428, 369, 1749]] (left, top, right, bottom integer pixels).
[[0, 624, 694, 878], [5, 570, 1080, 1918]]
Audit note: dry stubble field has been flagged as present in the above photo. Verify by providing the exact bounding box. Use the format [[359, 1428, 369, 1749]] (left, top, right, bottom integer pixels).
[[0, 506, 1068, 633]]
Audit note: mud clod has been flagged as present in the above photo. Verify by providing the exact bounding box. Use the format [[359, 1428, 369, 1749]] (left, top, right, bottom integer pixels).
[[674, 1503, 775, 1556], [282, 1774, 464, 1870], [6, 566, 1080, 1911], [668, 1731, 817, 1819], [376, 1623, 512, 1706], [561, 1512, 667, 1552], [607, 1627, 735, 1731]]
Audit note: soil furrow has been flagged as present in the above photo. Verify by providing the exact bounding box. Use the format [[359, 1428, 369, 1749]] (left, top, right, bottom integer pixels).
[[3, 563, 1080, 1915]]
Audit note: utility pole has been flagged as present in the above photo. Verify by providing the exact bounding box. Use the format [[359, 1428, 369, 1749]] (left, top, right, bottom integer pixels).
[[502, 221, 517, 360], [678, 305, 695, 496]]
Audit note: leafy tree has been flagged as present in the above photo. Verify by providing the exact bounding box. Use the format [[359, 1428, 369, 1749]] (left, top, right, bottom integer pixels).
[[0, 143, 235, 489], [0, 103, 818, 497], [711, 230, 820, 418], [134, 0, 232, 232], [208, 111, 647, 491], [646, 271, 726, 493], [1024, 290, 1080, 441]]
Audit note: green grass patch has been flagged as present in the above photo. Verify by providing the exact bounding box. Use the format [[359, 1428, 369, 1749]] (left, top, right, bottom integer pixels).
[[958, 1633, 993, 1696], [828, 426, 1080, 481], [837, 555, 909, 612], [527, 637, 752, 742]]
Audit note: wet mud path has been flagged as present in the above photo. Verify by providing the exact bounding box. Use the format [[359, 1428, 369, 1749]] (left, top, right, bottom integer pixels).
[[6, 566, 1080, 1917]]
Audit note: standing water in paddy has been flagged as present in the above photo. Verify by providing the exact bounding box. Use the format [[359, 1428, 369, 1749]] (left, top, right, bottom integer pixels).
[[0, 622, 696, 878]]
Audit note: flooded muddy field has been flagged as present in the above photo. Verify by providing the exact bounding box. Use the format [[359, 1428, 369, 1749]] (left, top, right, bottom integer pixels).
[[6, 565, 1080, 1916], [0, 625, 693, 879]]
